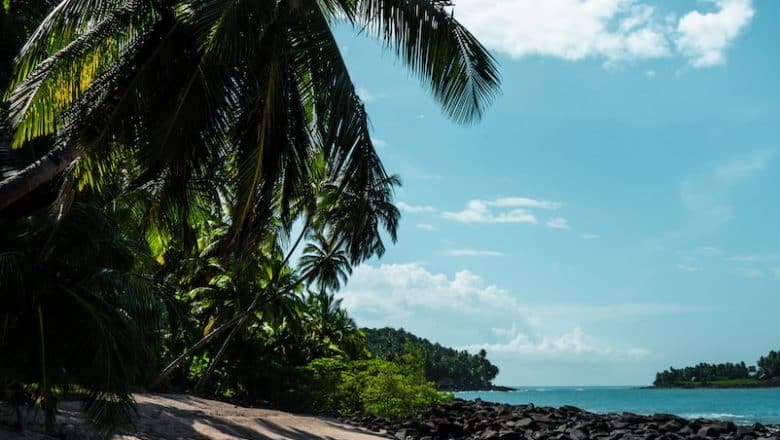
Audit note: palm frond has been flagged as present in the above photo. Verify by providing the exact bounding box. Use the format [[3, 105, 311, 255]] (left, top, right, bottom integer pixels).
[[348, 0, 501, 124]]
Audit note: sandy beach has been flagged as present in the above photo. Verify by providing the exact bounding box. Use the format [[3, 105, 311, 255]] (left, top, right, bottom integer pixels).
[[0, 393, 388, 439]]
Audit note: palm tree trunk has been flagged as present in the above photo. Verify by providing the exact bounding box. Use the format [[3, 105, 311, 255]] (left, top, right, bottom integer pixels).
[[0, 142, 78, 211]]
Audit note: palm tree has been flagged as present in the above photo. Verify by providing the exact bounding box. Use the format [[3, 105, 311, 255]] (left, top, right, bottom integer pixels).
[[304, 290, 365, 360], [0, 200, 164, 432], [184, 166, 400, 390], [1, 0, 500, 239], [299, 233, 353, 292]]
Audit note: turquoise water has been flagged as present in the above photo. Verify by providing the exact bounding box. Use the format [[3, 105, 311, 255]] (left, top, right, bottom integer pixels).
[[456, 387, 780, 425]]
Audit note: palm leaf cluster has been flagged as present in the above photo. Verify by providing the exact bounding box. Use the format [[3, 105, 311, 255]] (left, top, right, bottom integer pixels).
[[0, 201, 163, 432], [2, 0, 500, 250]]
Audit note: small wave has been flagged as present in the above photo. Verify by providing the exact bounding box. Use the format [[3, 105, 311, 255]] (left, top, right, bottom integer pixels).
[[575, 388, 585, 392], [680, 413, 746, 420]]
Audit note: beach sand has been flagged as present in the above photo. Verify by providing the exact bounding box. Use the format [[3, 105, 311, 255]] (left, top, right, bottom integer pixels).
[[1, 393, 388, 439]]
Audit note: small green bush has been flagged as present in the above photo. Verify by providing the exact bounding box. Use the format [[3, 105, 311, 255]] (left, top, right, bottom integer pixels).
[[293, 352, 451, 419]]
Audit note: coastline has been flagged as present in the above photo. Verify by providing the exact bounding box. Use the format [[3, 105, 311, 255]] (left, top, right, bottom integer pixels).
[[342, 398, 780, 440], [647, 378, 780, 389]]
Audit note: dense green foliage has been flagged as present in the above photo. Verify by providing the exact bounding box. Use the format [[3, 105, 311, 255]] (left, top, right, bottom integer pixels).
[[757, 350, 780, 379], [0, 0, 500, 433], [653, 362, 752, 387], [275, 354, 450, 420], [364, 327, 499, 390], [654, 350, 780, 387], [0, 200, 164, 430]]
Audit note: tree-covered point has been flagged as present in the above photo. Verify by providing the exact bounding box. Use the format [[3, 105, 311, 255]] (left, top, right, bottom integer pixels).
[[363, 327, 500, 391], [653, 350, 780, 388]]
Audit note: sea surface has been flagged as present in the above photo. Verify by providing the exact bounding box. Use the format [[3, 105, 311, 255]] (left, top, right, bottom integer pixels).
[[456, 387, 780, 425]]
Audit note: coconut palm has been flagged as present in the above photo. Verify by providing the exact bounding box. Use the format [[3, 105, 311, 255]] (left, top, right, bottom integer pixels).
[[184, 166, 400, 390], [0, 200, 165, 432], [299, 233, 353, 292], [0, 0, 500, 243], [304, 290, 364, 359]]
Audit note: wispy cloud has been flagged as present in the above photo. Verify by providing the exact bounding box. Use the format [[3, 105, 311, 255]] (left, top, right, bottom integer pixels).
[[464, 326, 650, 361], [445, 249, 505, 257], [714, 149, 778, 182], [735, 267, 764, 279], [452, 0, 754, 68], [728, 254, 780, 263], [491, 197, 561, 210], [416, 223, 436, 231], [443, 197, 559, 224], [397, 201, 437, 214], [356, 86, 376, 102], [693, 246, 723, 257], [371, 137, 388, 148], [678, 264, 704, 273], [680, 149, 777, 229], [580, 233, 600, 240], [546, 217, 570, 230]]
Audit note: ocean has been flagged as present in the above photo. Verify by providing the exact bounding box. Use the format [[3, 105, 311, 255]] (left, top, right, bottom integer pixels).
[[456, 387, 780, 425]]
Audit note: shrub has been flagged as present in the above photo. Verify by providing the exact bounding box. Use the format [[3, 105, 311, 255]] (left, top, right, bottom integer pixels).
[[292, 352, 451, 419]]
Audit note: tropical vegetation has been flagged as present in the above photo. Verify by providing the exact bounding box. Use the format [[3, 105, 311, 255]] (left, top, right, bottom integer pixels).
[[653, 350, 780, 388], [364, 327, 500, 390], [0, 0, 500, 433]]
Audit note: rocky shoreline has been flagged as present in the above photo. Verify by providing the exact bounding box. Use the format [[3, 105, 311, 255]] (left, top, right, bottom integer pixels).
[[340, 398, 780, 440]]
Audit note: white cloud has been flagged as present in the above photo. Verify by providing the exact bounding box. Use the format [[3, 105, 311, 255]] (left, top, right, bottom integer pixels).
[[464, 326, 650, 361], [445, 249, 505, 257], [371, 137, 388, 148], [678, 264, 704, 273], [453, 0, 670, 64], [416, 223, 436, 231], [339, 264, 704, 363], [580, 233, 601, 240], [645, 69, 656, 78], [397, 201, 437, 214], [546, 217, 570, 230], [356, 86, 375, 102], [452, 0, 754, 68], [675, 0, 754, 67], [442, 197, 559, 224]]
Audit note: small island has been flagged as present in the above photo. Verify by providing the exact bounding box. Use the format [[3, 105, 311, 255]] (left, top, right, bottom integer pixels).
[[652, 350, 780, 388]]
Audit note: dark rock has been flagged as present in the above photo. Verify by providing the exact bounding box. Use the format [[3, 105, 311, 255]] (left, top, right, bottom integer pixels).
[[659, 420, 685, 432], [340, 398, 779, 440], [698, 425, 723, 437], [498, 429, 525, 439]]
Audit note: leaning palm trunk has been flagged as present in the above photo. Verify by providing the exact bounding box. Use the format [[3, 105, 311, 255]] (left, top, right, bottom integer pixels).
[[0, 141, 76, 209]]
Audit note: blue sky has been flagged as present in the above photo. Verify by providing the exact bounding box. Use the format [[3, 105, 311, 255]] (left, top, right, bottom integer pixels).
[[330, 0, 780, 386]]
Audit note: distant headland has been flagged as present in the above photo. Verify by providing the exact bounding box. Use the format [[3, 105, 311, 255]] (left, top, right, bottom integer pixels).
[[651, 350, 780, 388]]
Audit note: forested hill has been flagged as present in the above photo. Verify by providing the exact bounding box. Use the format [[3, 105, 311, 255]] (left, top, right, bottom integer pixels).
[[363, 327, 501, 391], [653, 350, 780, 388]]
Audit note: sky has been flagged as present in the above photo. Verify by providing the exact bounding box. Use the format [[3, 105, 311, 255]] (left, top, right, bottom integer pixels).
[[329, 0, 780, 386]]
